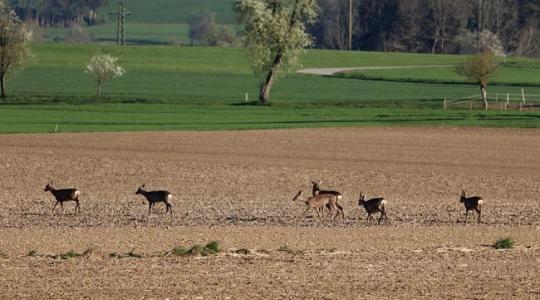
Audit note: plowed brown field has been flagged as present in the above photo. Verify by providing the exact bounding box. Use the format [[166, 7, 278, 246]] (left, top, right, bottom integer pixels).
[[0, 127, 538, 299]]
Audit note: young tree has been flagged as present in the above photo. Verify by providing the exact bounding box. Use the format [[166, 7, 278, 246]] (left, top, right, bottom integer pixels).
[[0, 1, 31, 98], [234, 0, 318, 104], [456, 51, 499, 110], [85, 54, 125, 99]]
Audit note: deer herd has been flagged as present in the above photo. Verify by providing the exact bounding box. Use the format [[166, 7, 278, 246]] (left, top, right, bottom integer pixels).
[[43, 179, 485, 225]]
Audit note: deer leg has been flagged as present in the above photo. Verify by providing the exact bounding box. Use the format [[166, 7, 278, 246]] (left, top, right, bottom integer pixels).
[[464, 209, 469, 224], [167, 203, 173, 215], [475, 208, 481, 224], [316, 208, 324, 223], [337, 204, 345, 221], [52, 201, 59, 214], [74, 200, 80, 214], [148, 202, 153, 215], [60, 201, 65, 214], [301, 207, 310, 219], [377, 211, 384, 225]]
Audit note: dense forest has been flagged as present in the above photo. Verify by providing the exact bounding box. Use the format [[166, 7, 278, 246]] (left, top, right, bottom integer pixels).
[[312, 0, 539, 57], [7, 0, 540, 57]]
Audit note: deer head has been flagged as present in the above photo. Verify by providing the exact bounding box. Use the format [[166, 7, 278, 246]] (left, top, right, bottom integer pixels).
[[135, 184, 146, 195]]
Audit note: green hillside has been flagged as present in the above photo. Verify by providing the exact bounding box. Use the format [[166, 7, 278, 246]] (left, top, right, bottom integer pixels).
[[98, 0, 236, 24], [1, 44, 538, 133]]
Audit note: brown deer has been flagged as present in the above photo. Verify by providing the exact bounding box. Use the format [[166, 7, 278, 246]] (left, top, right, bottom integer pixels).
[[292, 190, 339, 223], [44, 181, 81, 214], [311, 180, 345, 221], [357, 193, 387, 225], [135, 184, 173, 215], [460, 190, 484, 224]]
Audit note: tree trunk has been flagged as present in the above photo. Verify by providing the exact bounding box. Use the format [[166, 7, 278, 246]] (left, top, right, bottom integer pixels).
[[0, 73, 6, 98], [97, 84, 102, 99], [481, 84, 488, 110], [259, 52, 283, 105]]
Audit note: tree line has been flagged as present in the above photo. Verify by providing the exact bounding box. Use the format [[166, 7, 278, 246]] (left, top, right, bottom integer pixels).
[[9, 0, 108, 26], [311, 0, 539, 57]]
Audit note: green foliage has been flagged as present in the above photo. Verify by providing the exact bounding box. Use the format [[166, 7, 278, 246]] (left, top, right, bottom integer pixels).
[[109, 249, 143, 258], [456, 51, 500, 86], [59, 249, 80, 259], [171, 241, 221, 257], [234, 0, 318, 75], [493, 237, 515, 250], [0, 1, 32, 97]]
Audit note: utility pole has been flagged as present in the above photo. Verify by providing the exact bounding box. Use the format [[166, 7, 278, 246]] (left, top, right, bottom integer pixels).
[[348, 0, 353, 51], [109, 2, 131, 45]]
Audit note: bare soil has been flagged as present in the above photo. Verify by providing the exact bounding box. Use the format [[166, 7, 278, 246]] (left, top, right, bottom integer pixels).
[[0, 127, 538, 299]]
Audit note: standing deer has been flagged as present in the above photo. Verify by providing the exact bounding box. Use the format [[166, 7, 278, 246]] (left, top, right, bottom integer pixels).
[[311, 180, 345, 221], [135, 184, 173, 215], [357, 193, 387, 225], [44, 181, 81, 214], [460, 190, 484, 224], [292, 190, 339, 223]]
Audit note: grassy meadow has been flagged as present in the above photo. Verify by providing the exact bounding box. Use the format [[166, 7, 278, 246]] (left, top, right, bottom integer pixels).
[[0, 44, 539, 133]]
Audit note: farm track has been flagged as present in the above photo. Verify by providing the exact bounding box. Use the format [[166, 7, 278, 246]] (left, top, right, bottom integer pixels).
[[0, 127, 539, 298]]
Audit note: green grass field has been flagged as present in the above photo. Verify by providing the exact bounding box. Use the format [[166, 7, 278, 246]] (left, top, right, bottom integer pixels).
[[98, 0, 236, 24], [337, 59, 540, 87], [0, 44, 539, 133]]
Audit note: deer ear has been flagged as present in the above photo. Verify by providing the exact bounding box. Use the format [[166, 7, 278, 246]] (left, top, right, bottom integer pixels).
[[142, 184, 145, 188]]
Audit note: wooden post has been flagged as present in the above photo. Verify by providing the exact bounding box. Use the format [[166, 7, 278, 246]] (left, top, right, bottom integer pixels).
[[245, 92, 249, 102], [519, 102, 523, 111], [443, 98, 447, 110], [506, 93, 510, 105], [521, 88, 526, 104], [470, 101, 473, 110]]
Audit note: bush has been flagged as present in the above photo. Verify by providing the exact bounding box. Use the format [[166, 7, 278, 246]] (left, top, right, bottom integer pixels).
[[171, 241, 221, 257], [493, 237, 515, 250]]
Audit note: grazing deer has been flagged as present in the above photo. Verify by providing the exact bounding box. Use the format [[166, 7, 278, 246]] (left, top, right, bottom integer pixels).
[[311, 180, 345, 221], [292, 190, 338, 223], [357, 193, 387, 225], [460, 190, 484, 224], [44, 181, 81, 214], [135, 184, 173, 215]]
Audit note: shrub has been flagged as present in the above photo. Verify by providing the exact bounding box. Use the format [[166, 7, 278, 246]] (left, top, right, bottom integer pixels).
[[493, 237, 515, 250], [27, 250, 38, 257], [171, 241, 221, 257]]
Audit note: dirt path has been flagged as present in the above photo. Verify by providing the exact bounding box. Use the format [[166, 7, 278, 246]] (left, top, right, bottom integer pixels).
[[0, 127, 539, 298], [297, 65, 451, 76]]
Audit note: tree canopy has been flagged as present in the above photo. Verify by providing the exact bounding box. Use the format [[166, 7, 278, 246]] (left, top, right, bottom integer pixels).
[[0, 0, 31, 98], [234, 0, 317, 104]]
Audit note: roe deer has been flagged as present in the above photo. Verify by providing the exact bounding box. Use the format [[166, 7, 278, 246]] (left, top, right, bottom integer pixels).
[[292, 190, 338, 223], [460, 190, 483, 224], [358, 193, 387, 225], [311, 180, 345, 221], [135, 184, 173, 215], [44, 181, 81, 214]]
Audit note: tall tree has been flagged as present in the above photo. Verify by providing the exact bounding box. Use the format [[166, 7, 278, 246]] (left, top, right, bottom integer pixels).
[[234, 0, 317, 104], [456, 51, 499, 110], [0, 0, 31, 98]]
